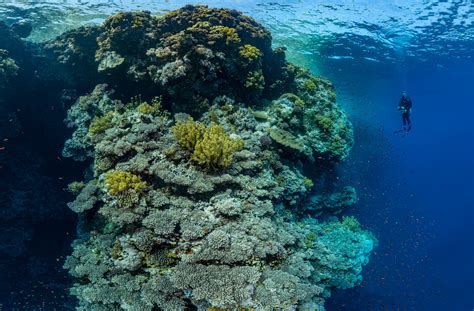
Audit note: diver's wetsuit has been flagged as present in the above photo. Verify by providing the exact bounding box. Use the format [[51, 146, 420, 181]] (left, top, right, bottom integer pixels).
[[398, 95, 412, 130]]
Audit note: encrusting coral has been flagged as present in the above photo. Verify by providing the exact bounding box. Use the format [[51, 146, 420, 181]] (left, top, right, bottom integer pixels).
[[56, 5, 376, 310]]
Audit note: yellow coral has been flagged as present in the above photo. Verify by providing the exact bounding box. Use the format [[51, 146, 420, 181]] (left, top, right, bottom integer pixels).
[[192, 124, 244, 169], [105, 170, 146, 195], [211, 26, 241, 45], [89, 111, 115, 136], [171, 119, 205, 151], [137, 97, 162, 114], [239, 44, 262, 61], [172, 120, 243, 169]]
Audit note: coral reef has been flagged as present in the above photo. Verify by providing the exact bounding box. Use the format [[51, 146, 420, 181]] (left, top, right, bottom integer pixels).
[[43, 5, 296, 115], [0, 49, 19, 86], [307, 186, 358, 216], [55, 5, 375, 310]]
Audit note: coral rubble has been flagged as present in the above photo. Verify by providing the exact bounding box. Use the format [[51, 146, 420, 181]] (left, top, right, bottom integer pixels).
[[52, 5, 376, 310]]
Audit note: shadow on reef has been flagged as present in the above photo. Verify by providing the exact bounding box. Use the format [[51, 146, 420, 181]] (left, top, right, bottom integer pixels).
[[0, 5, 376, 310]]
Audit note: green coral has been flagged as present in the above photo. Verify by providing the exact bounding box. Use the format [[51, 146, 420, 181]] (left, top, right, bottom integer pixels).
[[105, 170, 146, 196], [239, 44, 262, 61]]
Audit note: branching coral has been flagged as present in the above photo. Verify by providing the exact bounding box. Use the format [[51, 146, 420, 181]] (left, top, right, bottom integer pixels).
[[136, 97, 161, 115], [104, 170, 146, 196], [88, 111, 115, 136], [171, 118, 205, 151], [172, 119, 244, 169], [210, 25, 241, 45], [239, 44, 262, 61], [192, 123, 244, 169]]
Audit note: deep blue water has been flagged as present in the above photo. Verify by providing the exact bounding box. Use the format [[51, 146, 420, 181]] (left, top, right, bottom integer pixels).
[[321, 56, 474, 310], [1, 1, 473, 310]]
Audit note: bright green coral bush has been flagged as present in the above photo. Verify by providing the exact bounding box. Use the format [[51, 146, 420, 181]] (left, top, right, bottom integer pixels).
[[105, 170, 146, 195]]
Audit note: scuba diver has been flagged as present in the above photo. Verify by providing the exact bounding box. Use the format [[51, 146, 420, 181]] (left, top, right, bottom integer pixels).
[[395, 92, 412, 136]]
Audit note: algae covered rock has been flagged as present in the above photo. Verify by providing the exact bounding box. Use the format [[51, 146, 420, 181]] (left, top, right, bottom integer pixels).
[[59, 5, 375, 310]]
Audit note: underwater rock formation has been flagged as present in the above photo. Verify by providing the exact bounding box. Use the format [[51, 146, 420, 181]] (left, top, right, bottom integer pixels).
[[0, 49, 19, 87], [0, 22, 23, 90], [57, 5, 375, 310]]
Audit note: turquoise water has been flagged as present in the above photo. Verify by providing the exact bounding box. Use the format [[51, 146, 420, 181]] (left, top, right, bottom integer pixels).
[[0, 1, 473, 310]]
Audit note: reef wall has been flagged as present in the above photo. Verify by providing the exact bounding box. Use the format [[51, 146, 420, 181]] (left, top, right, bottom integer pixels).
[[2, 5, 375, 310]]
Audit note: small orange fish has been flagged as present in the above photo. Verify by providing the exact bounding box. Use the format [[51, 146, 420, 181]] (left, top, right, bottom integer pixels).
[[324, 229, 331, 233]]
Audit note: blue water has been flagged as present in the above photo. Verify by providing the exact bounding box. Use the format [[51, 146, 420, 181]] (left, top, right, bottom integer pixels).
[[323, 57, 474, 310], [1, 1, 473, 309]]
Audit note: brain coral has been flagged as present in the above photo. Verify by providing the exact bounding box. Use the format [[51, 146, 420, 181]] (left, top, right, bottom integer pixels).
[[58, 5, 375, 310]]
